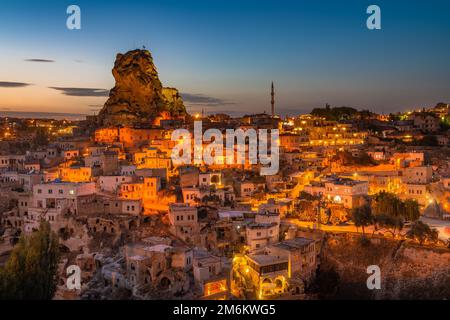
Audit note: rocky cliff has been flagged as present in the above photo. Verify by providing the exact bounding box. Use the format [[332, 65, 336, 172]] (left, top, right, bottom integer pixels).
[[316, 233, 450, 299], [98, 49, 186, 126]]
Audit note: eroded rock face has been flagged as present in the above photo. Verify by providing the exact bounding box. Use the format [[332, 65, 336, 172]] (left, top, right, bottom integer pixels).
[[318, 233, 450, 299], [98, 49, 186, 126], [161, 87, 186, 117]]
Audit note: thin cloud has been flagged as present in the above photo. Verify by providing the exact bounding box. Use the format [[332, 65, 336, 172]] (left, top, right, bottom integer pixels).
[[24, 59, 55, 63], [181, 93, 235, 107], [49, 87, 110, 97], [0, 81, 32, 88]]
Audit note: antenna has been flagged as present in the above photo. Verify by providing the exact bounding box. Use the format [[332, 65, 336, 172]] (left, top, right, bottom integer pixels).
[[271, 81, 275, 117]]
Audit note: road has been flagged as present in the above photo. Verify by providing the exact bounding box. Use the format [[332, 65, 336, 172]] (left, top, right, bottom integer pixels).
[[285, 216, 450, 241], [284, 219, 377, 235]]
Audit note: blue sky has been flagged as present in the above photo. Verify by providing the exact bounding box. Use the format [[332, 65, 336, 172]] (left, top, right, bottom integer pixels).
[[0, 0, 449, 116]]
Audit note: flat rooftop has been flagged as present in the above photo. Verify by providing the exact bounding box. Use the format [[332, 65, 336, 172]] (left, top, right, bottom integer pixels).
[[129, 255, 147, 261], [271, 237, 315, 251], [328, 178, 367, 186], [247, 254, 288, 267], [195, 255, 221, 265], [143, 244, 172, 253], [219, 211, 245, 219], [247, 222, 277, 229]]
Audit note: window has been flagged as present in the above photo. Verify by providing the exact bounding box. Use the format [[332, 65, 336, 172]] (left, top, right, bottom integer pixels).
[[59, 189, 64, 194]]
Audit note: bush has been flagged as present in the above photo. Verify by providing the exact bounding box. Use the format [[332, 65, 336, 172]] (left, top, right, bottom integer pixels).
[[0, 220, 60, 300]]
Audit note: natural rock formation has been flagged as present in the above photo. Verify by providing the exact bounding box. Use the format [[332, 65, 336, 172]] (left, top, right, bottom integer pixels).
[[161, 87, 187, 117], [98, 49, 186, 126], [315, 232, 450, 299]]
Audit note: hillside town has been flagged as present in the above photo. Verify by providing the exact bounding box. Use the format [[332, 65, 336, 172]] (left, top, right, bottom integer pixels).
[[1, 50, 449, 300]]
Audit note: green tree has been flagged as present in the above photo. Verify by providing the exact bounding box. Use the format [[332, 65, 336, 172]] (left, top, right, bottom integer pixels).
[[351, 205, 373, 235], [406, 221, 439, 245], [0, 220, 60, 300]]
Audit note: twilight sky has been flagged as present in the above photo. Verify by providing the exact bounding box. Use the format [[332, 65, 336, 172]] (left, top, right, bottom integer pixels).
[[1, 0, 450, 116]]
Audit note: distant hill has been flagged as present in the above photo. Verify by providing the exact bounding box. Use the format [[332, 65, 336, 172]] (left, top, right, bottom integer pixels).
[[0, 111, 87, 121], [311, 104, 375, 121]]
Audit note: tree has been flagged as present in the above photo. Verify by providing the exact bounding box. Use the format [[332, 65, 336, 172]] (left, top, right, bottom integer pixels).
[[371, 192, 421, 237], [0, 220, 60, 300], [372, 192, 404, 218], [403, 199, 420, 222], [316, 266, 340, 299], [406, 221, 439, 245], [33, 127, 50, 147], [333, 151, 375, 166], [351, 205, 373, 235], [373, 214, 404, 237], [416, 135, 438, 146], [440, 117, 450, 131], [311, 105, 359, 121], [299, 191, 320, 201]]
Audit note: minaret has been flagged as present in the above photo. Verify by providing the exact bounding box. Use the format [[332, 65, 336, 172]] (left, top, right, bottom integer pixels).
[[271, 81, 275, 117]]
